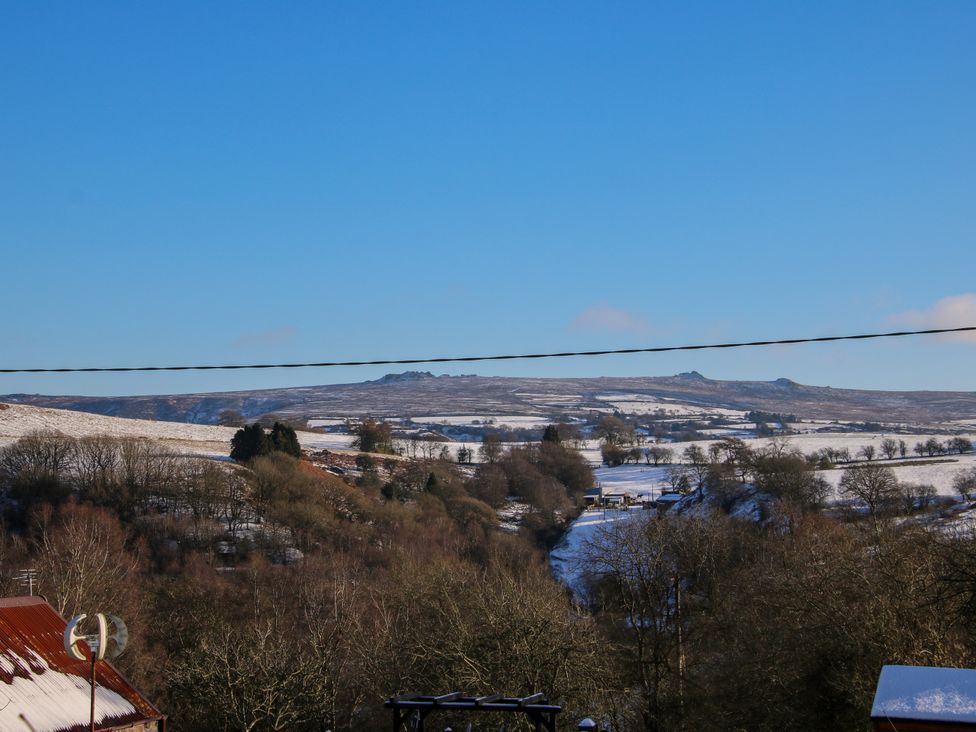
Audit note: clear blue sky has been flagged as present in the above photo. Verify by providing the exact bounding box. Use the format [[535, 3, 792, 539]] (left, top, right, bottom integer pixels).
[[1, 2, 974, 396]]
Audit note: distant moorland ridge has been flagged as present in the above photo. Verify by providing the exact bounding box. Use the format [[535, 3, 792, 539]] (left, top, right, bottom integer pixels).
[[4, 371, 976, 425]]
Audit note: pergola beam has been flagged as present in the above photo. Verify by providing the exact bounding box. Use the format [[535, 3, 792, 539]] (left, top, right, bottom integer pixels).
[[386, 692, 561, 732]]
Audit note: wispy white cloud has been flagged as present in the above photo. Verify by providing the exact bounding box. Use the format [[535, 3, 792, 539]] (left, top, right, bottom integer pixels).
[[570, 305, 653, 336], [891, 294, 976, 342], [231, 326, 297, 349]]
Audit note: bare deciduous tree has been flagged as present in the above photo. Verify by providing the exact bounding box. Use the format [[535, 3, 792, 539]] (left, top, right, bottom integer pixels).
[[839, 463, 899, 516]]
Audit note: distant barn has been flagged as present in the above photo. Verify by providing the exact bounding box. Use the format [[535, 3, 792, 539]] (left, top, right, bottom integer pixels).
[[0, 596, 164, 732]]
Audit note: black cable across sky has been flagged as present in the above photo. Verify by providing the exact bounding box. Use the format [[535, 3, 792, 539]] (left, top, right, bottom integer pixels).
[[0, 326, 973, 374]]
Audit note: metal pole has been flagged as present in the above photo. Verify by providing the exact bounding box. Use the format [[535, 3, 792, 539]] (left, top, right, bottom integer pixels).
[[90, 655, 96, 732]]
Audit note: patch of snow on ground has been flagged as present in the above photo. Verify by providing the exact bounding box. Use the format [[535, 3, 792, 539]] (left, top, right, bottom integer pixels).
[[497, 499, 532, 532], [550, 507, 645, 596]]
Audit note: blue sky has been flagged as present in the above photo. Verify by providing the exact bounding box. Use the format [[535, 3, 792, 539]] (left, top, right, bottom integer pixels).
[[1, 2, 974, 396]]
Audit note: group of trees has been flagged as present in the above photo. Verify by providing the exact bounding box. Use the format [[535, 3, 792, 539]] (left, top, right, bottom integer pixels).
[[3, 418, 975, 730], [596, 416, 646, 467], [157, 551, 612, 730], [1, 431, 266, 537], [0, 428, 605, 730], [230, 422, 301, 461], [913, 436, 973, 457], [818, 436, 971, 464], [582, 511, 974, 730], [954, 467, 976, 501], [348, 419, 395, 454], [835, 463, 939, 517], [371, 432, 593, 548], [633, 437, 949, 516]]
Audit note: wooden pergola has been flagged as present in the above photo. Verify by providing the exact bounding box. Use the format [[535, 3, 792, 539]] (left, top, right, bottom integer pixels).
[[385, 692, 561, 732]]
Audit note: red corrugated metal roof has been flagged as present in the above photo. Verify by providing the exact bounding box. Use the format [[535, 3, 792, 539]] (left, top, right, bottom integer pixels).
[[0, 596, 163, 732]]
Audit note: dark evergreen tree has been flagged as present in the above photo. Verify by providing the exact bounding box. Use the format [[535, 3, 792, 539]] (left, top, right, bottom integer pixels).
[[541, 424, 561, 444], [270, 422, 302, 458], [230, 423, 273, 462]]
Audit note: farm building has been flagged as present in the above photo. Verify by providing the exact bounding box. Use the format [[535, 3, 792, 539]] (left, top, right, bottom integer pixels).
[[871, 665, 976, 731], [655, 491, 684, 513], [0, 596, 164, 732], [584, 487, 642, 508], [601, 491, 638, 507]]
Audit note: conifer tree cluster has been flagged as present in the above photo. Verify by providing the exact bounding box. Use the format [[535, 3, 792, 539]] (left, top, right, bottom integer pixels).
[[230, 421, 301, 461]]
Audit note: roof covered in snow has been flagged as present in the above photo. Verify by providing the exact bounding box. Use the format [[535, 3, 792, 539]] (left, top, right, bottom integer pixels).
[[656, 493, 683, 503], [0, 596, 163, 732], [871, 665, 976, 724]]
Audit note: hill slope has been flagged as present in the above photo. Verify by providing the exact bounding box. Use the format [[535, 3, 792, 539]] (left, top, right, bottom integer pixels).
[[0, 403, 339, 457]]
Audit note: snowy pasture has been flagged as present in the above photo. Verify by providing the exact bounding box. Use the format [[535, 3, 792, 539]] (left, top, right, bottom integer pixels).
[[306, 418, 350, 428], [0, 403, 238, 457], [817, 454, 976, 496], [411, 415, 554, 429], [594, 464, 671, 500], [594, 393, 745, 418], [299, 432, 358, 452], [661, 432, 976, 498]]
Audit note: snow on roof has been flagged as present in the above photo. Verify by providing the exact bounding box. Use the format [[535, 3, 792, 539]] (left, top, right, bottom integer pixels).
[[656, 493, 683, 503], [0, 596, 163, 732], [872, 665, 976, 724]]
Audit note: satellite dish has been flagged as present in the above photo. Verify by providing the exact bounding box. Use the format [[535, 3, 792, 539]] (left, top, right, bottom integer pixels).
[[64, 613, 128, 661]]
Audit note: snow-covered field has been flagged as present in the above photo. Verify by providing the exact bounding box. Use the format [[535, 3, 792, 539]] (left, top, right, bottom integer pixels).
[[594, 393, 745, 418], [0, 403, 238, 457], [818, 454, 976, 496], [306, 418, 352, 428], [657, 433, 976, 498], [593, 464, 670, 499], [518, 392, 584, 404], [411, 415, 553, 428], [0, 403, 352, 458], [300, 433, 357, 452]]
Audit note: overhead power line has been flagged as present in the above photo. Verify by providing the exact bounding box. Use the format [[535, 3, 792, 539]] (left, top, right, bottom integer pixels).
[[1, 325, 973, 375]]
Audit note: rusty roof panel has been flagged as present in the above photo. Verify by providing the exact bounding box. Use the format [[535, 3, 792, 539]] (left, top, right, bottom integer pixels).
[[0, 596, 163, 732]]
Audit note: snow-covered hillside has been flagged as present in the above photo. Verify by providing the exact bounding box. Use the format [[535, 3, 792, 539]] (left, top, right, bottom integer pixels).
[[0, 402, 349, 458], [550, 508, 641, 596]]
